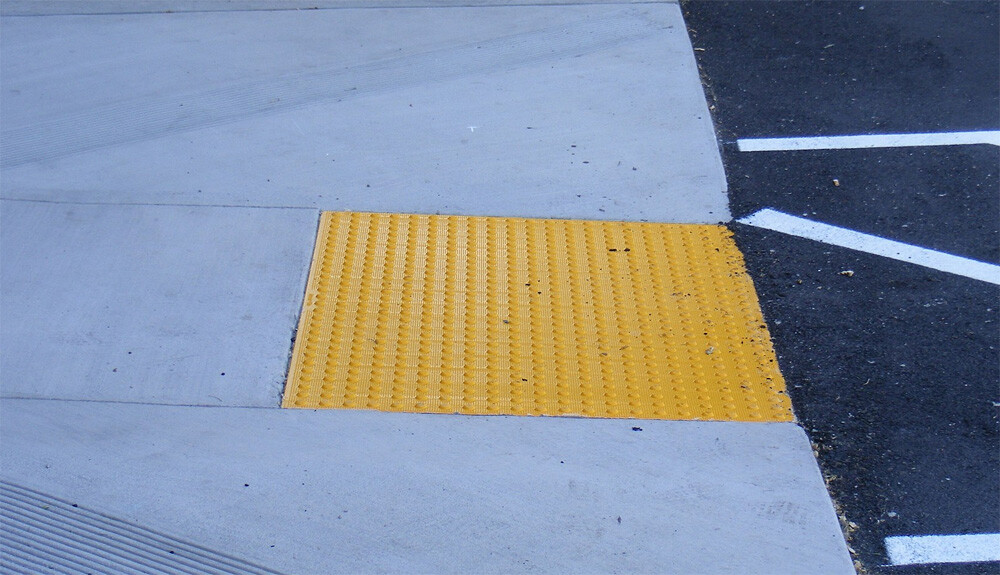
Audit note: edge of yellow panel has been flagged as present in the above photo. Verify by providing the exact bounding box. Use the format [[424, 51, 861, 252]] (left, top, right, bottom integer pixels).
[[708, 224, 794, 422], [281, 211, 336, 408]]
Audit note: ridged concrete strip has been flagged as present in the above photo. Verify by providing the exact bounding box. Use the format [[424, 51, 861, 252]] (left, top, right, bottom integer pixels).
[[0, 480, 282, 575]]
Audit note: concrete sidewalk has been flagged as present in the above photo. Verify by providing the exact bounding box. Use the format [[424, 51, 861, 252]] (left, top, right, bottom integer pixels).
[[0, 2, 853, 573], [0, 1, 727, 222]]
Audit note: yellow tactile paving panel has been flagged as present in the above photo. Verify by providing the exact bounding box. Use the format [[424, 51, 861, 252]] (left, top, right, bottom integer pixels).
[[283, 212, 792, 421]]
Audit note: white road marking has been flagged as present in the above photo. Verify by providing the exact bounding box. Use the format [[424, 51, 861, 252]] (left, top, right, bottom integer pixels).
[[736, 209, 1000, 285], [737, 130, 1000, 151], [885, 533, 1000, 566]]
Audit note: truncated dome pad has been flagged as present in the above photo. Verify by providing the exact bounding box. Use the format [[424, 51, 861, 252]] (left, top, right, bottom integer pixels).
[[283, 212, 792, 421]]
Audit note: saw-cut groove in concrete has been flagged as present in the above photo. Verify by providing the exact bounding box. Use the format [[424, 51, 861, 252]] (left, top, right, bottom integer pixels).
[[0, 480, 283, 575]]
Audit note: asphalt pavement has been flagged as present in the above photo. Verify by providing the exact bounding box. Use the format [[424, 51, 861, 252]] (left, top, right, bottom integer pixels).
[[684, 1, 999, 573]]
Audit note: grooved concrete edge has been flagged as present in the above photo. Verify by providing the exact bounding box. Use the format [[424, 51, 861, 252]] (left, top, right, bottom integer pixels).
[[0, 480, 283, 575]]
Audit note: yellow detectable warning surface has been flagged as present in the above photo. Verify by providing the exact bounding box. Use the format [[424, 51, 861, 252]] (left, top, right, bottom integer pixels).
[[283, 212, 793, 422]]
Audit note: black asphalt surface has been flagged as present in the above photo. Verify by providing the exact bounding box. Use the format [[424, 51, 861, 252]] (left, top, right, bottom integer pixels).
[[683, 2, 1000, 574]]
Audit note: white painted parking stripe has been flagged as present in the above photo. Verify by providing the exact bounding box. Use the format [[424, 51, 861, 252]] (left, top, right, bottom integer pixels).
[[737, 209, 1000, 286], [737, 130, 1000, 151], [885, 533, 1000, 566]]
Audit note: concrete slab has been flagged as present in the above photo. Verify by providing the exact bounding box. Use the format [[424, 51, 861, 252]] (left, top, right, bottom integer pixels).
[[0, 398, 855, 574], [0, 0, 678, 16], [0, 3, 728, 223], [0, 200, 316, 406], [2, 0, 673, 17]]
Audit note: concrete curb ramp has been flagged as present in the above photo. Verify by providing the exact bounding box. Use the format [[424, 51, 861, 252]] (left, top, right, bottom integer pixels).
[[0, 2, 853, 573]]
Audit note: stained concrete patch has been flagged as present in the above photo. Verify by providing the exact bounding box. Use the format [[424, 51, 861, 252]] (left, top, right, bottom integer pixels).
[[0, 398, 855, 574], [0, 200, 316, 406], [0, 3, 727, 223]]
